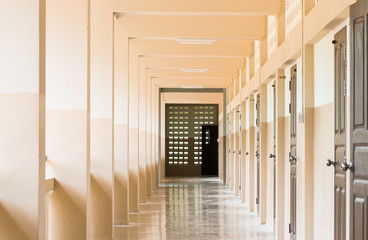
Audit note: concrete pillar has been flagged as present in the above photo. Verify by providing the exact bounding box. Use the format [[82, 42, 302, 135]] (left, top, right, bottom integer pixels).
[[0, 0, 46, 239], [90, 0, 113, 238], [241, 101, 247, 203], [138, 59, 147, 204], [276, 69, 286, 240], [113, 15, 129, 225], [296, 44, 314, 240], [145, 71, 152, 196], [234, 109, 240, 197], [45, 0, 90, 238], [246, 96, 256, 212], [260, 84, 268, 224]]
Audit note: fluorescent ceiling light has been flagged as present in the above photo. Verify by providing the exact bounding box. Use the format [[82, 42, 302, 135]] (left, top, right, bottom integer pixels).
[[182, 100, 201, 103], [180, 68, 209, 73], [176, 38, 216, 45], [181, 85, 204, 89]]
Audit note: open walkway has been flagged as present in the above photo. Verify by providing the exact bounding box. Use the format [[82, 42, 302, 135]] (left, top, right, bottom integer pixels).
[[114, 178, 275, 240]]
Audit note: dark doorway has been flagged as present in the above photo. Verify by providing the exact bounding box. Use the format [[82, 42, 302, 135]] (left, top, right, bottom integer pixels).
[[201, 125, 219, 176]]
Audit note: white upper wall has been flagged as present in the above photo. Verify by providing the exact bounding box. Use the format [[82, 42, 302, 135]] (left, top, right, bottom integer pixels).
[[0, 1, 39, 93], [314, 19, 348, 108]]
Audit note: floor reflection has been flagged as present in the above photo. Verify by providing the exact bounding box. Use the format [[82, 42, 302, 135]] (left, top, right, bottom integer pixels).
[[114, 177, 274, 240]]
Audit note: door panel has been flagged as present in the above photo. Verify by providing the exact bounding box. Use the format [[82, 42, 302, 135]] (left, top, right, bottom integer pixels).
[[350, 1, 368, 239], [332, 26, 347, 240], [290, 65, 297, 240]]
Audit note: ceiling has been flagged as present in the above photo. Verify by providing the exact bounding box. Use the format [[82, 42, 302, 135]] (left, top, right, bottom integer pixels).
[[113, 0, 284, 100]]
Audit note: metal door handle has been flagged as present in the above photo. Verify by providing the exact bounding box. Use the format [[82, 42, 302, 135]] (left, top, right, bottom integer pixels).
[[340, 162, 353, 172], [269, 154, 275, 159], [255, 152, 260, 157], [246, 152, 249, 155], [326, 159, 336, 167], [289, 152, 296, 162]]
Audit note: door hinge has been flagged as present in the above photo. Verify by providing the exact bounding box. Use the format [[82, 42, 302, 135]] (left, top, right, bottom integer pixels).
[[344, 47, 347, 61], [344, 80, 347, 96], [289, 223, 292, 233], [256, 197, 259, 204], [289, 103, 291, 114]]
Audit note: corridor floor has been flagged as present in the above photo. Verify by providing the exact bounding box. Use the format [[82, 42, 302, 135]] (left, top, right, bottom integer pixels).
[[114, 177, 275, 240]]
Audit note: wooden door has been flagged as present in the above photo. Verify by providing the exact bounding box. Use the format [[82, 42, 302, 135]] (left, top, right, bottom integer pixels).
[[328, 27, 347, 240], [350, 2, 368, 239], [289, 65, 297, 240], [256, 94, 261, 209]]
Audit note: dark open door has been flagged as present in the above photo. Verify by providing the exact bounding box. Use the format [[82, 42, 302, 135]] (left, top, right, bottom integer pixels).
[[327, 26, 347, 240], [289, 65, 297, 240], [202, 125, 219, 176], [350, 2, 368, 239], [256, 94, 261, 211]]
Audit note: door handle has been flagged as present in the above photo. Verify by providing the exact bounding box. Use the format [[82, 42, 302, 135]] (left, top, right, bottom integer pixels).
[[269, 154, 275, 159], [326, 159, 336, 167], [255, 152, 260, 158], [289, 152, 296, 162], [340, 162, 353, 172], [246, 152, 249, 155]]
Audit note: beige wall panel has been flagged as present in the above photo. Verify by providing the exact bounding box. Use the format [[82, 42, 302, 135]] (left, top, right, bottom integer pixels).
[[46, 111, 88, 240], [90, 119, 113, 239], [276, 117, 285, 239], [266, 122, 274, 228], [113, 124, 129, 225], [113, 16, 129, 223], [248, 126, 256, 212], [313, 104, 334, 240], [0, 94, 42, 240], [260, 122, 268, 224], [284, 116, 291, 239]]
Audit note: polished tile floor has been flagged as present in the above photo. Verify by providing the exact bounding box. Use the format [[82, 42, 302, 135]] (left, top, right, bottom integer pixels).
[[114, 177, 275, 240]]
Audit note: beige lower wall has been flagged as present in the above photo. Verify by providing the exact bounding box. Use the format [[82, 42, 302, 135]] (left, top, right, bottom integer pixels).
[[139, 130, 147, 203], [114, 124, 128, 225], [90, 119, 113, 239], [284, 116, 291, 239], [276, 116, 285, 240], [313, 103, 334, 240], [247, 126, 256, 212], [129, 128, 139, 212], [0, 94, 42, 240], [46, 110, 88, 240], [260, 122, 268, 224], [266, 121, 274, 228], [241, 129, 247, 203]]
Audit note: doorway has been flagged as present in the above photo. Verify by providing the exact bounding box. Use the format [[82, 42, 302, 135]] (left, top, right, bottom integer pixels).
[[202, 125, 219, 175], [289, 65, 297, 240], [165, 104, 218, 177]]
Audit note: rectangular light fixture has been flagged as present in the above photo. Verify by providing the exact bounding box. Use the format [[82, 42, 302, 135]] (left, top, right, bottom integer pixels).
[[181, 85, 204, 89], [182, 100, 201, 103], [176, 38, 216, 45], [180, 68, 209, 73]]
